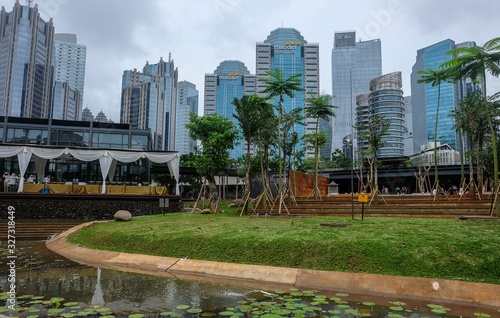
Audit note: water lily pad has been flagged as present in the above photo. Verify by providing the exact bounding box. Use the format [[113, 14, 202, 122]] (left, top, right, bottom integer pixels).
[[128, 314, 145, 318], [362, 301, 376, 306], [186, 309, 202, 314], [176, 304, 190, 310], [218, 311, 235, 316], [389, 306, 404, 311], [271, 309, 291, 315], [100, 315, 115, 318], [335, 292, 349, 297], [201, 313, 216, 317], [260, 315, 282, 318], [474, 313, 491, 318], [389, 301, 406, 306], [159, 312, 181, 317], [431, 308, 449, 314], [63, 302, 79, 307], [387, 313, 404, 318]]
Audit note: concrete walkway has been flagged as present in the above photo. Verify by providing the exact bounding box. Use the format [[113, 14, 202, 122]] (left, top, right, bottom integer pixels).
[[46, 221, 500, 308]]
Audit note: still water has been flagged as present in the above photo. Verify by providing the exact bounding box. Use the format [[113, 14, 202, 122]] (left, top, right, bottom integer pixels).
[[1, 241, 499, 317]]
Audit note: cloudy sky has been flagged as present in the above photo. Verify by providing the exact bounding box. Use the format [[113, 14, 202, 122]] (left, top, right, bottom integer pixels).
[[3, 0, 500, 121]]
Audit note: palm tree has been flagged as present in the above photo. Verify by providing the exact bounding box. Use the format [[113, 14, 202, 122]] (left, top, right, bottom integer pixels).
[[262, 69, 303, 209], [451, 91, 486, 198], [442, 37, 500, 215], [232, 94, 272, 212], [305, 93, 337, 198], [355, 115, 389, 204], [417, 68, 451, 198]]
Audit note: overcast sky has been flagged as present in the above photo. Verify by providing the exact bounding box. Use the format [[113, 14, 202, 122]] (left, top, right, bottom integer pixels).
[[3, 0, 500, 121]]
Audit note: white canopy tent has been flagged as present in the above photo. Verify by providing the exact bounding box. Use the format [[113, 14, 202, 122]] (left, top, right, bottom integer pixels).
[[0, 145, 180, 194]]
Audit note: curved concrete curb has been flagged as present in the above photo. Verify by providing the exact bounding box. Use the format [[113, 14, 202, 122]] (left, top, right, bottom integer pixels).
[[46, 221, 500, 308]]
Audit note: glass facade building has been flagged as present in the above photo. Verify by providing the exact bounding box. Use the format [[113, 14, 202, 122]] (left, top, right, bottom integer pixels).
[[0, 2, 55, 119], [204, 60, 256, 159], [256, 27, 320, 158], [0, 116, 152, 183], [331, 31, 382, 156], [411, 39, 479, 154], [120, 56, 178, 151], [176, 81, 198, 155], [356, 72, 405, 158], [53, 33, 86, 120]]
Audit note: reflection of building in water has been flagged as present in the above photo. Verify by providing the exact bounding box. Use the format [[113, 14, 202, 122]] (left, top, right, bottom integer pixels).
[[91, 267, 105, 306]]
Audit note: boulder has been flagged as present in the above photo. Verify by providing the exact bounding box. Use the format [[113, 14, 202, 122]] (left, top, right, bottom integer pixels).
[[114, 210, 132, 221]]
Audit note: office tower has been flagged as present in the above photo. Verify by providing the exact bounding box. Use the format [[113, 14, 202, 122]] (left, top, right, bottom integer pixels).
[[331, 31, 382, 156], [403, 96, 413, 156], [356, 72, 405, 158], [52, 81, 81, 120], [411, 39, 479, 154], [95, 110, 112, 123], [53, 33, 87, 120], [177, 81, 198, 155], [81, 107, 94, 122], [204, 60, 256, 159], [0, 1, 55, 118], [120, 56, 178, 151], [256, 27, 320, 158]]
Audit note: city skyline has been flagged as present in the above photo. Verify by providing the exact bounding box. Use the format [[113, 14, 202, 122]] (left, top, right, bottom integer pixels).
[[1, 0, 500, 127]]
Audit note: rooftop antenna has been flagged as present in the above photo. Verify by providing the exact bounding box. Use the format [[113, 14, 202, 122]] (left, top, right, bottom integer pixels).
[[26, 0, 34, 7]]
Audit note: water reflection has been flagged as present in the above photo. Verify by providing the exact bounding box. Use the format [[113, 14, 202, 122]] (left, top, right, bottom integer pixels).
[[0, 241, 260, 313], [1, 241, 498, 317]]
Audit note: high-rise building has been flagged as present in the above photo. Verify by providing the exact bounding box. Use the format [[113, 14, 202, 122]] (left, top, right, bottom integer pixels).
[[176, 81, 198, 155], [256, 27, 320, 158], [53, 33, 86, 120], [356, 72, 405, 158], [411, 39, 479, 154], [81, 107, 94, 122], [52, 81, 81, 120], [120, 56, 178, 151], [0, 1, 55, 118], [403, 96, 413, 156], [204, 60, 256, 159], [331, 31, 382, 156], [95, 110, 112, 123]]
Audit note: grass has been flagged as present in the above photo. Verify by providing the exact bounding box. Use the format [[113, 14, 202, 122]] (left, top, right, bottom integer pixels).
[[68, 201, 500, 284]]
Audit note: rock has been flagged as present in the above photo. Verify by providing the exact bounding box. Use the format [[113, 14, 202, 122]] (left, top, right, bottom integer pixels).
[[114, 210, 132, 221]]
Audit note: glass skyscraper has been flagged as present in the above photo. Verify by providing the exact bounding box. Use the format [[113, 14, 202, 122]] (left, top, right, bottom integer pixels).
[[0, 2, 55, 118], [356, 72, 405, 158], [256, 27, 320, 158], [331, 31, 382, 156], [411, 39, 477, 154], [204, 60, 256, 159], [53, 33, 86, 120], [121, 56, 178, 151], [176, 81, 198, 155]]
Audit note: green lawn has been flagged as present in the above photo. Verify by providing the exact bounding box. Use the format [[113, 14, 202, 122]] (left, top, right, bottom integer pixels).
[[68, 204, 500, 284]]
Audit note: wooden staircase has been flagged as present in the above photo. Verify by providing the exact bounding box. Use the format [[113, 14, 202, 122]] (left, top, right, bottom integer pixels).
[[253, 194, 494, 218]]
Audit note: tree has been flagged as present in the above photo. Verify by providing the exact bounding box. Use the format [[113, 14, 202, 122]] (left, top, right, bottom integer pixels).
[[417, 68, 451, 197], [356, 115, 389, 204], [451, 91, 488, 198], [442, 37, 500, 215], [232, 94, 272, 212], [262, 69, 303, 210], [305, 93, 337, 198], [331, 149, 351, 170], [186, 113, 239, 212]]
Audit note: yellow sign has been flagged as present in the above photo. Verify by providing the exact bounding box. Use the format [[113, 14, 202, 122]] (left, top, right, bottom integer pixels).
[[358, 194, 368, 203]]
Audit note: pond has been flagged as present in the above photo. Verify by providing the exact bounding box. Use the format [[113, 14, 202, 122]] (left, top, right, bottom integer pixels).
[[1, 241, 499, 317]]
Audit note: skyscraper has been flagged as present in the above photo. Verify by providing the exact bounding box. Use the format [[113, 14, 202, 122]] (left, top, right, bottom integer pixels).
[[256, 27, 320, 158], [204, 60, 256, 159], [120, 56, 178, 151], [331, 31, 382, 155], [52, 33, 86, 120], [411, 39, 478, 153], [177, 80, 198, 155], [0, 1, 55, 118], [256, 28, 320, 157], [356, 72, 405, 158]]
